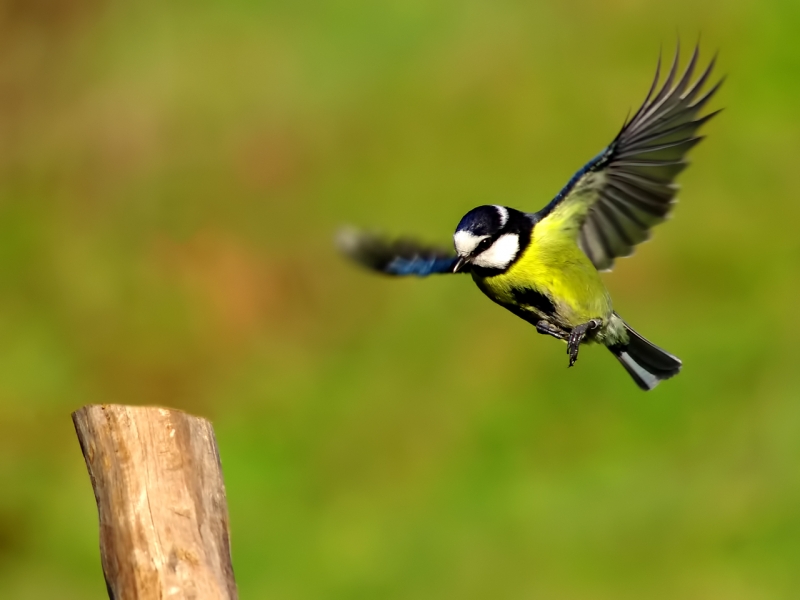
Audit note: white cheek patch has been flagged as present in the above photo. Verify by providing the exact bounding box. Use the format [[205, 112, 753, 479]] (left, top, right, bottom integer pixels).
[[471, 233, 520, 269], [453, 230, 487, 256]]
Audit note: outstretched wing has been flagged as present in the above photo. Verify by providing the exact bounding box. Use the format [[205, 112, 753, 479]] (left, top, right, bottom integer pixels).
[[537, 43, 723, 271], [337, 228, 460, 276]]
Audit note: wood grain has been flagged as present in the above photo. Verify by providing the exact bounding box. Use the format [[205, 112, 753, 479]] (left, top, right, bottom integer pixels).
[[72, 405, 237, 600]]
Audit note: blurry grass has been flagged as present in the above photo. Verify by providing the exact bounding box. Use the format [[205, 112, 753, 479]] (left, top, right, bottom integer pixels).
[[1, 0, 800, 598]]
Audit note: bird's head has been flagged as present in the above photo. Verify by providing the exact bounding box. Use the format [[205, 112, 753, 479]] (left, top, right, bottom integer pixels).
[[452, 205, 526, 274]]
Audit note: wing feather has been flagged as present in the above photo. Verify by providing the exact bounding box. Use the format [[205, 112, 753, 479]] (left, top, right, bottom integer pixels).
[[337, 228, 459, 277], [536, 43, 721, 271]]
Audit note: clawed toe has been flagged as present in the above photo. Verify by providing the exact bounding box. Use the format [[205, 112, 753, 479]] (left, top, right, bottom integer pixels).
[[566, 319, 602, 368], [567, 333, 581, 367], [536, 320, 568, 341], [536, 318, 602, 367]]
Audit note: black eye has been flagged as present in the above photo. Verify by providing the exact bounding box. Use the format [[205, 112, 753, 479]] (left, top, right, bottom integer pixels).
[[476, 238, 492, 252]]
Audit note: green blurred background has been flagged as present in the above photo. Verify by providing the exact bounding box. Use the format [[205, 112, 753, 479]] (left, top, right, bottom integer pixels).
[[1, 0, 799, 598]]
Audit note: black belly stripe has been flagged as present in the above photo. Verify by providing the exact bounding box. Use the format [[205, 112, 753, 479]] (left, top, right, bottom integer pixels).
[[511, 287, 556, 316]]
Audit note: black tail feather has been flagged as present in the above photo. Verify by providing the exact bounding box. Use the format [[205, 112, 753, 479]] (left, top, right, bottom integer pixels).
[[608, 320, 681, 391]]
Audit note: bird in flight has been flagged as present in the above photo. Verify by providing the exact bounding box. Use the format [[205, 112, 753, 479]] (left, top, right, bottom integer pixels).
[[339, 44, 721, 390]]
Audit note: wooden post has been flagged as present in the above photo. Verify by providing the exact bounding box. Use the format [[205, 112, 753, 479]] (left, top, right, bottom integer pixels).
[[72, 404, 238, 600]]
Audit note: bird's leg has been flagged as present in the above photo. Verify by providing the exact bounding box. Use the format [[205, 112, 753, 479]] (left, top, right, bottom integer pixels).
[[536, 320, 569, 341], [567, 319, 602, 367]]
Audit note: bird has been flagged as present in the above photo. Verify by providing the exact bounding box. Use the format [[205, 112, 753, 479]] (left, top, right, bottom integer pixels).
[[338, 44, 721, 391]]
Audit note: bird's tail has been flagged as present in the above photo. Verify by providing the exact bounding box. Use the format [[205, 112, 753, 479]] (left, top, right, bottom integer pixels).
[[607, 319, 682, 391]]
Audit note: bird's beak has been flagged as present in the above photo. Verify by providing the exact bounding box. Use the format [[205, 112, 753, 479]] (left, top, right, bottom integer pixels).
[[452, 256, 468, 273]]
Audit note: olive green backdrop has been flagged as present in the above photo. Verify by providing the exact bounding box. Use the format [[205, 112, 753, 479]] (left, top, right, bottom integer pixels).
[[1, 0, 799, 598]]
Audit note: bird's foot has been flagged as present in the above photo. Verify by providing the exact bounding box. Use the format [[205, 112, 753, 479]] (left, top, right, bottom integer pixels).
[[536, 320, 569, 341], [567, 319, 602, 367]]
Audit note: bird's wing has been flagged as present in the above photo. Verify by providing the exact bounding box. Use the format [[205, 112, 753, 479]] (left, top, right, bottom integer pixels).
[[337, 228, 460, 276], [535, 43, 722, 271]]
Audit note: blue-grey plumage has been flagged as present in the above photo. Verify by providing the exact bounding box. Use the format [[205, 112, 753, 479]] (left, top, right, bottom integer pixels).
[[339, 43, 720, 390]]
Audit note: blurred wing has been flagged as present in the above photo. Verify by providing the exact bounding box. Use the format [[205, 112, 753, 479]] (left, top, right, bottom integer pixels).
[[337, 228, 459, 276], [537, 43, 723, 271]]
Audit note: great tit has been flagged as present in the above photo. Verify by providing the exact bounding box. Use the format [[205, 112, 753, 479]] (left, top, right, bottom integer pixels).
[[339, 44, 721, 390]]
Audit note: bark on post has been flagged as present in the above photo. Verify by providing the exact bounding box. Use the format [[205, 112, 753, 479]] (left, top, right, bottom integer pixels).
[[72, 404, 237, 600]]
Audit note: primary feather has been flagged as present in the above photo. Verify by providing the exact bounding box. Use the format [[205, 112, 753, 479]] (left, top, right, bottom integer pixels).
[[538, 43, 722, 271], [337, 227, 459, 276]]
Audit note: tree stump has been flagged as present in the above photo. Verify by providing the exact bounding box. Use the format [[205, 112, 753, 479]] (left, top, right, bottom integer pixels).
[[72, 404, 237, 600]]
